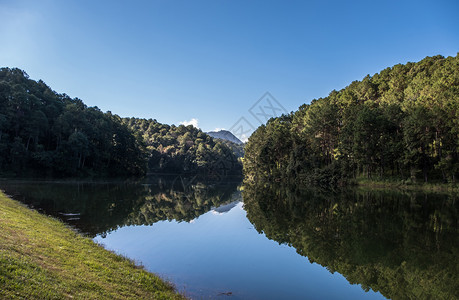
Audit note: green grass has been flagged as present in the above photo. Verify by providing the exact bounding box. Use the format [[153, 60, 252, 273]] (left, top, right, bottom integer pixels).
[[0, 191, 185, 299]]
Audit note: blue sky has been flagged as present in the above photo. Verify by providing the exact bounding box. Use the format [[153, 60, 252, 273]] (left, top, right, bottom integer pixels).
[[1, 0, 458, 139]]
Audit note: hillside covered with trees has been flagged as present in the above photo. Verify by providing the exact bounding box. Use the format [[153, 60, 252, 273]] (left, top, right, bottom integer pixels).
[[0, 68, 241, 177], [207, 130, 245, 158], [244, 54, 459, 186], [122, 118, 241, 175]]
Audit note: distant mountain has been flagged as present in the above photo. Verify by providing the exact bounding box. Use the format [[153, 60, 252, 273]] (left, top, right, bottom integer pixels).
[[212, 200, 240, 214], [207, 130, 243, 145], [207, 130, 245, 158], [0, 67, 242, 177], [123, 119, 242, 174]]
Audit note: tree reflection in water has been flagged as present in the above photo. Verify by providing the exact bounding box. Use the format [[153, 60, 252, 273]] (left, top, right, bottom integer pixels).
[[0, 176, 241, 237], [242, 182, 458, 300]]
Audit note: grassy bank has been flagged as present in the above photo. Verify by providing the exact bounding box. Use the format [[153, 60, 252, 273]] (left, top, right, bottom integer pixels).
[[356, 177, 459, 193], [0, 191, 185, 299]]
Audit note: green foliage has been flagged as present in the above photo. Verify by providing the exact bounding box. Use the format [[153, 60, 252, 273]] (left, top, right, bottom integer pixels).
[[0, 68, 147, 177], [242, 182, 459, 300], [244, 54, 459, 186], [0, 191, 185, 300], [122, 118, 242, 175], [0, 67, 241, 178], [214, 138, 245, 158]]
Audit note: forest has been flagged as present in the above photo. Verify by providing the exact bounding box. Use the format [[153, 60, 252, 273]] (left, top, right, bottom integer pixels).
[[244, 54, 459, 186], [0, 68, 241, 177], [122, 118, 241, 176]]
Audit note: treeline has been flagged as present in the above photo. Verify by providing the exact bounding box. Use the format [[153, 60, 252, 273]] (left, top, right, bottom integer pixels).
[[0, 68, 146, 177], [0, 67, 241, 177], [215, 139, 245, 158], [244, 54, 459, 186], [122, 118, 241, 175]]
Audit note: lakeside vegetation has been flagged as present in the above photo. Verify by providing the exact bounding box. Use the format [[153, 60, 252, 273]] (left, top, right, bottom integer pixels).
[[0, 68, 145, 177], [1, 53, 458, 298], [356, 177, 459, 193], [122, 118, 241, 175], [0, 191, 185, 299], [244, 54, 459, 187], [0, 68, 241, 178]]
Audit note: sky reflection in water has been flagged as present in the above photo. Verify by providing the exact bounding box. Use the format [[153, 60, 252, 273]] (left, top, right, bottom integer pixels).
[[2, 178, 456, 299], [94, 200, 384, 300]]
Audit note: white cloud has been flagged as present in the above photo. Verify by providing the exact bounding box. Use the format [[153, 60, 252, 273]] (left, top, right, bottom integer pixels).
[[180, 118, 199, 128], [213, 127, 225, 132]]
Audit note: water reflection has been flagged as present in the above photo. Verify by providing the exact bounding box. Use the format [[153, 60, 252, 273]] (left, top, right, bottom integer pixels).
[[1, 177, 457, 299], [242, 182, 459, 300], [0, 176, 240, 237]]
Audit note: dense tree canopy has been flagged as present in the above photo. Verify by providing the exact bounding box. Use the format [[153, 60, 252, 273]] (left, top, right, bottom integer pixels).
[[0, 68, 146, 177], [0, 68, 241, 177], [122, 118, 242, 176], [244, 54, 459, 186]]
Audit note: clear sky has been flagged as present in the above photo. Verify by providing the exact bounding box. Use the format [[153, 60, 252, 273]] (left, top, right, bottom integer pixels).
[[1, 0, 458, 139]]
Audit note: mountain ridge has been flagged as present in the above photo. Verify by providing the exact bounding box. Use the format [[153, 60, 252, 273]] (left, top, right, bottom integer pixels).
[[206, 130, 243, 145]]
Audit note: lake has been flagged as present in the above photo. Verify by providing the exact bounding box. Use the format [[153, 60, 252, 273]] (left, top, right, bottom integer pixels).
[[0, 176, 457, 299]]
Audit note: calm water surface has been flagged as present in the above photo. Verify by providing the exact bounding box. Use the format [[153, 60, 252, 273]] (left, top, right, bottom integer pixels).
[[1, 177, 457, 299]]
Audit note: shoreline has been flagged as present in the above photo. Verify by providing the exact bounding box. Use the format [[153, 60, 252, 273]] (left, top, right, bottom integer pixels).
[[356, 178, 459, 193], [0, 191, 185, 299]]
